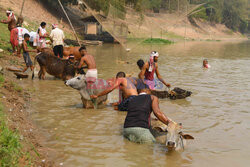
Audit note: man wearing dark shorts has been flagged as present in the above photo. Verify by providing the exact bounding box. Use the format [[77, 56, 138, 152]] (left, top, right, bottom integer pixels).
[[22, 34, 36, 72]]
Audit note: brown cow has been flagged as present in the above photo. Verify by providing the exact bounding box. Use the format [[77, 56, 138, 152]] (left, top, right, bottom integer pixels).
[[32, 52, 76, 80], [63, 46, 81, 60]]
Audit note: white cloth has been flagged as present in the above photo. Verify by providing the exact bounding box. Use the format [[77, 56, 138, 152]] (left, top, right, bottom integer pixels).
[[86, 69, 98, 83], [29, 31, 36, 42], [37, 26, 47, 48], [17, 27, 29, 45], [50, 28, 65, 46]]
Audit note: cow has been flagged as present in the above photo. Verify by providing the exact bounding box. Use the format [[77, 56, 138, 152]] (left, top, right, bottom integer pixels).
[[32, 52, 76, 81], [65, 75, 108, 109], [63, 46, 81, 60], [151, 119, 194, 151], [151, 87, 192, 100]]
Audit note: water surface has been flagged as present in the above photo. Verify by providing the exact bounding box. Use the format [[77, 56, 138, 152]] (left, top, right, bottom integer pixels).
[[19, 41, 250, 167]]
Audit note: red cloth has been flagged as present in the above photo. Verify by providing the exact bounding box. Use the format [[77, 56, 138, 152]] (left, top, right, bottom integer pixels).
[[145, 62, 155, 81], [10, 28, 18, 47]]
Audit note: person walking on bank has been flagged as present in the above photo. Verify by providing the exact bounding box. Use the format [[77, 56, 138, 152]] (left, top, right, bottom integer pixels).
[[50, 24, 65, 58], [0, 10, 18, 55]]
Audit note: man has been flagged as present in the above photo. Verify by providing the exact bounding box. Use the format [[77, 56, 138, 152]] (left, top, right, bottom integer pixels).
[[123, 86, 173, 144], [77, 46, 97, 83], [17, 26, 29, 57], [50, 24, 65, 58], [0, 10, 18, 55], [138, 51, 171, 90], [22, 34, 37, 72], [91, 72, 138, 111]]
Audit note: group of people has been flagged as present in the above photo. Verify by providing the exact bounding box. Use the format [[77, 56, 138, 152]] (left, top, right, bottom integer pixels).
[[75, 46, 174, 143], [0, 10, 65, 72]]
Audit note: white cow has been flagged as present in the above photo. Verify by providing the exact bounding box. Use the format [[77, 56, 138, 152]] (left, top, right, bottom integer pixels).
[[151, 119, 194, 151], [65, 75, 108, 109]]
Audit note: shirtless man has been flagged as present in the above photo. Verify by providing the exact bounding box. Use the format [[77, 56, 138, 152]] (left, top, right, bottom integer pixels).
[[77, 46, 97, 83], [138, 52, 171, 90], [91, 72, 138, 111], [22, 34, 37, 72], [0, 10, 18, 55]]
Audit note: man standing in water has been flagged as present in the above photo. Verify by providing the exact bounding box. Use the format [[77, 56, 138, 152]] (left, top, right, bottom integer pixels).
[[123, 86, 173, 143], [0, 10, 18, 55], [91, 72, 138, 111], [138, 51, 171, 90], [77, 46, 97, 83]]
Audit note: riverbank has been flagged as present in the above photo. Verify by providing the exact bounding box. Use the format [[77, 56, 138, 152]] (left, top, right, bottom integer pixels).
[[0, 10, 55, 167]]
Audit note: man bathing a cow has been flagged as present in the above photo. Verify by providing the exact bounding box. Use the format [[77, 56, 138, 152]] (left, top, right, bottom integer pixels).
[[138, 51, 171, 90], [77, 46, 97, 84], [91, 72, 139, 111]]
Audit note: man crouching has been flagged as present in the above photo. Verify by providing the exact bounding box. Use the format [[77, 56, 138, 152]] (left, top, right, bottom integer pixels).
[[123, 86, 173, 144]]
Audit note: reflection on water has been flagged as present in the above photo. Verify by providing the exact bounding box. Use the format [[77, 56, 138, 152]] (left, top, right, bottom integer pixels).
[[19, 41, 250, 166]]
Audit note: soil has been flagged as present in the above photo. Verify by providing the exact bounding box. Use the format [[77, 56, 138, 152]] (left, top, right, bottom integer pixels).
[[0, 51, 56, 166]]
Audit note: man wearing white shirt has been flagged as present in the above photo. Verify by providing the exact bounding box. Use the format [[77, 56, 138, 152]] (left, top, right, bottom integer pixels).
[[50, 24, 65, 58]]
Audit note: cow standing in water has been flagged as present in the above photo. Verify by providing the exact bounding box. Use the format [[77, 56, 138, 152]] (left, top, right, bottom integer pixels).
[[32, 52, 76, 80]]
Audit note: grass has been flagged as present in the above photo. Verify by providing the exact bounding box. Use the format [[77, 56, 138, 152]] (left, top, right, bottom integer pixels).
[[0, 104, 22, 167], [143, 38, 174, 44], [163, 31, 185, 40], [10, 82, 23, 93], [0, 74, 4, 87]]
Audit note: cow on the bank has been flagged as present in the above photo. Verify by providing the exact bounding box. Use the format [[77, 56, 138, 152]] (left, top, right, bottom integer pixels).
[[32, 52, 76, 80], [65, 75, 108, 109]]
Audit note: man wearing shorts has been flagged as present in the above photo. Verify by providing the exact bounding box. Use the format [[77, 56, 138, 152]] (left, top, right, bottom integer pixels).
[[22, 34, 37, 72]]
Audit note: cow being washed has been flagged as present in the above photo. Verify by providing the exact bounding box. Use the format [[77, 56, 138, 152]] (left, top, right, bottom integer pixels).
[[32, 52, 76, 80], [65, 75, 108, 109]]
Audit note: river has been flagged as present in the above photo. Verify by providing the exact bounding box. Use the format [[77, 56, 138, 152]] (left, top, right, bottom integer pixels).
[[19, 41, 250, 167]]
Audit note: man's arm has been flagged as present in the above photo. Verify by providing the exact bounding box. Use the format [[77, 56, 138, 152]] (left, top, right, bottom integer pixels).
[[23, 43, 36, 53], [155, 63, 171, 88], [1, 17, 11, 24], [139, 62, 148, 80], [91, 79, 122, 99], [151, 95, 171, 126], [49, 31, 53, 42], [77, 57, 85, 69]]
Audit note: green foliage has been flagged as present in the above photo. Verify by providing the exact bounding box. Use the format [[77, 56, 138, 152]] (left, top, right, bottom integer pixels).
[[0, 104, 22, 167], [143, 38, 173, 44], [0, 74, 4, 87], [189, 0, 249, 33]]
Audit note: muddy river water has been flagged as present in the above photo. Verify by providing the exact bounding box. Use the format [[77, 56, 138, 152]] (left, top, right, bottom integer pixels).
[[19, 41, 250, 166]]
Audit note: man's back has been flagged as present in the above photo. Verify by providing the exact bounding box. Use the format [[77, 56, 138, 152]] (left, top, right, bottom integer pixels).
[[50, 28, 64, 46], [119, 78, 138, 99], [124, 94, 152, 128]]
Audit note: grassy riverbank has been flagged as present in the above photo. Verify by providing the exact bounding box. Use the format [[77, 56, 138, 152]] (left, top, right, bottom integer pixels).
[[0, 8, 55, 166]]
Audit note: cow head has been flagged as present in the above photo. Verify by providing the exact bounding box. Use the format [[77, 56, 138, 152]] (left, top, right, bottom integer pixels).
[[169, 87, 192, 100], [165, 122, 194, 151], [65, 75, 87, 90]]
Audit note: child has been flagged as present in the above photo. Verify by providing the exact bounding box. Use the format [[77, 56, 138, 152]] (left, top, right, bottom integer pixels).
[[22, 33, 36, 72], [203, 59, 211, 69]]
